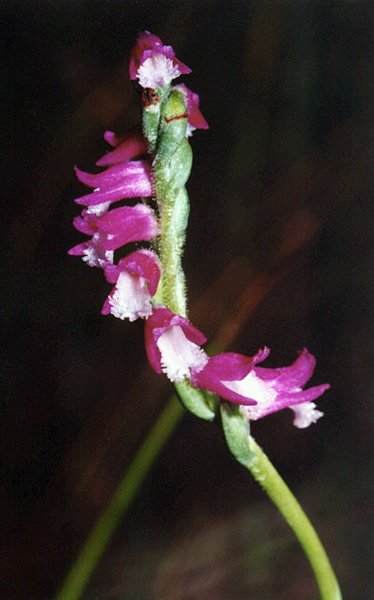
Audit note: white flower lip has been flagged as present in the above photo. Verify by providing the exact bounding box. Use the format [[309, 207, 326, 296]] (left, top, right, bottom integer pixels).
[[109, 271, 153, 321], [137, 54, 181, 89], [157, 326, 208, 382]]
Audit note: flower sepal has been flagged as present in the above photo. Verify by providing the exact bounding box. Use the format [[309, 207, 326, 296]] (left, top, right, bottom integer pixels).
[[220, 402, 255, 468], [174, 380, 218, 421]]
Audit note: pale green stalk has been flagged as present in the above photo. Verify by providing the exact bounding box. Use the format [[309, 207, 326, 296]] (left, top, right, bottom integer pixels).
[[220, 402, 342, 600], [54, 395, 185, 600], [247, 436, 341, 600]]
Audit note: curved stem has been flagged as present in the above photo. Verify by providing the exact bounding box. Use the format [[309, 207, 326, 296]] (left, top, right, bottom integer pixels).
[[246, 435, 342, 600], [54, 394, 185, 600]]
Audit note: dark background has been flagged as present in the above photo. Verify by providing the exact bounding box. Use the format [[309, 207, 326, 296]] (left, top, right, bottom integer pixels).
[[2, 1, 374, 598]]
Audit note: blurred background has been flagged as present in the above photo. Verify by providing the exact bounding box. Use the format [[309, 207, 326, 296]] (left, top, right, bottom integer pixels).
[[2, 1, 374, 598]]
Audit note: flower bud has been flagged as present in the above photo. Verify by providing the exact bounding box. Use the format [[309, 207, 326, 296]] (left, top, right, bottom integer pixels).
[[156, 89, 188, 159]]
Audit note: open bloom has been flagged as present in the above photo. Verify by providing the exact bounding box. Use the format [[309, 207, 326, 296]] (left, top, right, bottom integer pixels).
[[129, 31, 191, 89], [74, 159, 153, 208], [172, 84, 209, 136], [68, 209, 113, 268], [190, 348, 329, 428], [96, 204, 159, 251], [144, 307, 208, 382], [69, 203, 159, 266], [102, 249, 161, 321]]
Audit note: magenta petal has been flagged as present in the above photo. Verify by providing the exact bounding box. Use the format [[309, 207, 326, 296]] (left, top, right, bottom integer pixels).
[[191, 347, 269, 385], [189, 91, 209, 129], [103, 263, 120, 284], [72, 211, 97, 234], [74, 179, 152, 206], [129, 31, 191, 82], [146, 307, 207, 346], [75, 159, 151, 190], [103, 130, 124, 147], [101, 297, 111, 315], [274, 384, 331, 408], [144, 306, 207, 374], [97, 133, 148, 166], [190, 346, 329, 417], [247, 383, 331, 420], [74, 164, 153, 207], [68, 242, 89, 256], [98, 204, 159, 250], [129, 32, 165, 79], [254, 348, 316, 390], [120, 249, 161, 296], [174, 84, 209, 130], [190, 353, 259, 405], [144, 316, 163, 374], [192, 353, 254, 383], [103, 249, 161, 295]]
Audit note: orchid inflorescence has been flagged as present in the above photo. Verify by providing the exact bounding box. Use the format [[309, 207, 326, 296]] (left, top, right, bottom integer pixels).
[[69, 31, 329, 430], [64, 33, 342, 600]]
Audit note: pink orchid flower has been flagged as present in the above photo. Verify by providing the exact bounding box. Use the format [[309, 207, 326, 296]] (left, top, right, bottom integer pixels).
[[129, 31, 191, 89], [102, 249, 161, 321]]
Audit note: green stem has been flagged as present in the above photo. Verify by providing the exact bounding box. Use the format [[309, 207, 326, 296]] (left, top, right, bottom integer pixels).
[[153, 139, 192, 318], [246, 435, 342, 600], [54, 395, 185, 600], [158, 186, 189, 316]]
